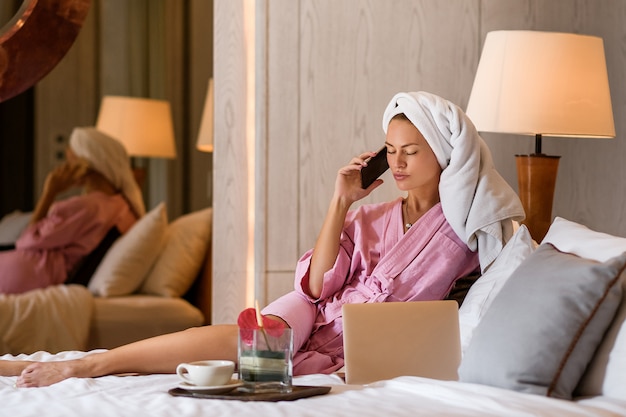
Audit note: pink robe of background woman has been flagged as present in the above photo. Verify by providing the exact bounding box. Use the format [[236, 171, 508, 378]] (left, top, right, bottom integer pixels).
[[0, 191, 136, 294], [263, 197, 479, 376]]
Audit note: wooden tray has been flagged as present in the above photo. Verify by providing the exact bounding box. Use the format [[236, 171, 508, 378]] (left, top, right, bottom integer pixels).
[[168, 385, 331, 402]]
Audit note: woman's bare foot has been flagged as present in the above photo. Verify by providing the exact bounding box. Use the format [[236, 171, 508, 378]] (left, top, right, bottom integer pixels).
[[16, 360, 83, 387]]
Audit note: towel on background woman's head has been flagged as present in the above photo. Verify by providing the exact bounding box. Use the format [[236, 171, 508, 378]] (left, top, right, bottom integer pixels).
[[382, 91, 525, 272], [69, 127, 146, 218]]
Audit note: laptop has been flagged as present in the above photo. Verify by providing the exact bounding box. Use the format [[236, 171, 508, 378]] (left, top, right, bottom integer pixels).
[[341, 300, 461, 384]]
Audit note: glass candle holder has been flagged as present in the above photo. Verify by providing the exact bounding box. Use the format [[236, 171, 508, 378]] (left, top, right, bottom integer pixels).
[[238, 327, 293, 393]]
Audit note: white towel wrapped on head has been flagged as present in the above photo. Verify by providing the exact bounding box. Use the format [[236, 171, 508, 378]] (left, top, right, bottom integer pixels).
[[382, 91, 525, 272], [69, 127, 146, 218]]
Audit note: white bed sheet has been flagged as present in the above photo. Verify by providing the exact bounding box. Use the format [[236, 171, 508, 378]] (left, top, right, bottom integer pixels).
[[1, 351, 625, 417]]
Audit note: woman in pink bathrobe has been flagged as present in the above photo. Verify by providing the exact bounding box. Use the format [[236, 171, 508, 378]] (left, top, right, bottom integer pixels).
[[0, 127, 144, 294], [1, 91, 524, 387]]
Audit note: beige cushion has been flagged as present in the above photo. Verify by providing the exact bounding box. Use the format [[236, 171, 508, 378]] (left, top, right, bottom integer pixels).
[[88, 202, 168, 297], [140, 207, 212, 297]]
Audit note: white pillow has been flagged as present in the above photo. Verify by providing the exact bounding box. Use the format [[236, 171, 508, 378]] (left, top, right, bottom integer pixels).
[[140, 207, 212, 297], [545, 217, 626, 400], [0, 210, 31, 244], [542, 217, 626, 262], [88, 202, 168, 297], [458, 225, 535, 353]]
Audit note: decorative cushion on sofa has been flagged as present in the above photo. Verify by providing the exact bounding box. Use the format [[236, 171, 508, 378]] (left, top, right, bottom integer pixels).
[[458, 242, 626, 399], [66, 227, 121, 286], [140, 207, 212, 297], [88, 202, 168, 297]]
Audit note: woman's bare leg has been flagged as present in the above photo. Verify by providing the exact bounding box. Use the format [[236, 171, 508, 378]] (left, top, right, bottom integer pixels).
[[15, 324, 239, 387], [0, 360, 33, 377]]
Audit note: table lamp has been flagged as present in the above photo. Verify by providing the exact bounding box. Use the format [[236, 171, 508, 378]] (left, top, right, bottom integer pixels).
[[466, 30, 615, 241], [96, 96, 177, 185]]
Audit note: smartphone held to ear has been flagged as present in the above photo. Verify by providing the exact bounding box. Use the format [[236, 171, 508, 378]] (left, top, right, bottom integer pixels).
[[360, 147, 389, 189]]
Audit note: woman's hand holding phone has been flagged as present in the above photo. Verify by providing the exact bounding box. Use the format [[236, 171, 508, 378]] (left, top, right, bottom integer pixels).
[[360, 146, 389, 189]]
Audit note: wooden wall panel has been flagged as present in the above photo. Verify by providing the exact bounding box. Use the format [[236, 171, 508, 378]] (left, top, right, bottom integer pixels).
[[265, 271, 296, 307], [212, 0, 251, 323], [265, 0, 301, 275]]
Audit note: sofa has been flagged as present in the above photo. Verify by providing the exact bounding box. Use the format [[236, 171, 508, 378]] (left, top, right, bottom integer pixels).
[[0, 203, 212, 354]]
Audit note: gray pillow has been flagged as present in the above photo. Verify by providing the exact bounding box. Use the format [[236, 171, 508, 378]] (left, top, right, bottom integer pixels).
[[458, 243, 625, 399]]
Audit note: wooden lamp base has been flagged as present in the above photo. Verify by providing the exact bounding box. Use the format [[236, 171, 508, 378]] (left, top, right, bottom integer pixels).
[[515, 154, 560, 242]]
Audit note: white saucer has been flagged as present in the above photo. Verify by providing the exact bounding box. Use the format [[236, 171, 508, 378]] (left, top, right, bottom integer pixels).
[[177, 379, 243, 394]]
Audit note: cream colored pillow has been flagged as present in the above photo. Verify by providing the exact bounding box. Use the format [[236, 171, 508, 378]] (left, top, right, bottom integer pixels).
[[140, 207, 212, 297], [88, 202, 168, 297]]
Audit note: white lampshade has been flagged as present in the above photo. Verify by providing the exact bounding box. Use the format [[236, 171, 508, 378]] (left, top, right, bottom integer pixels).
[[466, 30, 615, 139], [96, 96, 177, 158], [196, 78, 214, 152]]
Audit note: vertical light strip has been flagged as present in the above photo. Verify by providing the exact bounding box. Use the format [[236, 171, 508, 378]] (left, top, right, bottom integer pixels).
[[243, 0, 256, 307]]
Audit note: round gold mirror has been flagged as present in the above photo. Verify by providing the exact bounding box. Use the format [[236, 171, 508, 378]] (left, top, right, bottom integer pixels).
[[0, 0, 91, 102]]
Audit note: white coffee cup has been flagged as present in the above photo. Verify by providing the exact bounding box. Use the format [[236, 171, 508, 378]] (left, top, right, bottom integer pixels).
[[176, 360, 235, 386]]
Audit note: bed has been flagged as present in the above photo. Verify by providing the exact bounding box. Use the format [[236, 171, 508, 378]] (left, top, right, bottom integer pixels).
[[0, 203, 212, 354], [1, 216, 625, 417], [1, 353, 624, 417]]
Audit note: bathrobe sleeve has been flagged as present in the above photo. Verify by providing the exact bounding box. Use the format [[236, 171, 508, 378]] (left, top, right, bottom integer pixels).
[[17, 196, 105, 251], [293, 200, 399, 302]]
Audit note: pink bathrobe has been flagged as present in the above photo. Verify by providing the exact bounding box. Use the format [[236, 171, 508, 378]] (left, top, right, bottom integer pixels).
[[0, 191, 137, 294], [263, 198, 479, 375]]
